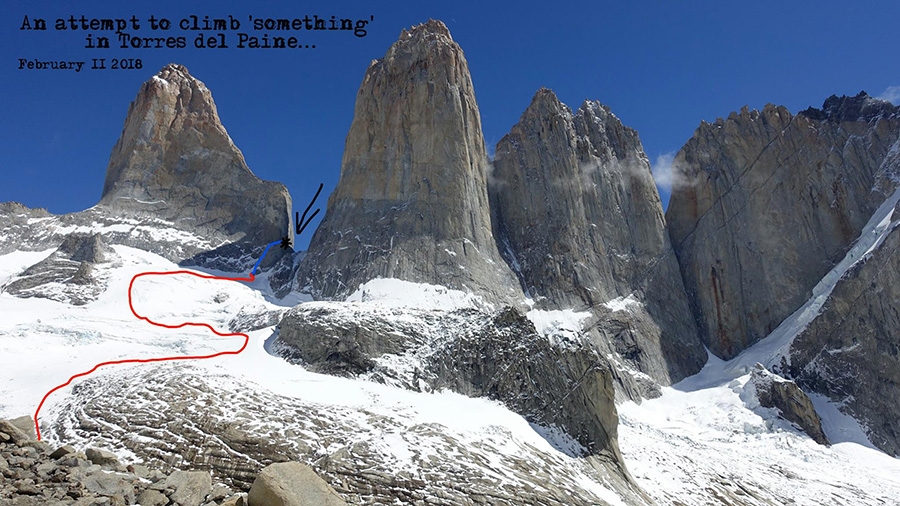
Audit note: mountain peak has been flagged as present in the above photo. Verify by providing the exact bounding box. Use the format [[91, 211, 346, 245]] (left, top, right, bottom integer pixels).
[[379, 19, 461, 73], [399, 19, 451, 40], [799, 90, 897, 122], [98, 63, 291, 268], [297, 19, 520, 301], [144, 63, 208, 99], [533, 86, 560, 101], [492, 90, 707, 382], [516, 88, 570, 123], [531, 87, 568, 109], [155, 63, 191, 80]]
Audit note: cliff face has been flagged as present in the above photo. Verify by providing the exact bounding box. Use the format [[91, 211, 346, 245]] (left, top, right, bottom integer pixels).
[[787, 196, 900, 456], [288, 21, 653, 497], [491, 89, 706, 383], [100, 63, 292, 266], [666, 93, 900, 359], [296, 20, 521, 302]]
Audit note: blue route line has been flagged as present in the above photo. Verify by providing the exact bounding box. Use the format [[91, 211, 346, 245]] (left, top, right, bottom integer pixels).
[[251, 240, 282, 275]]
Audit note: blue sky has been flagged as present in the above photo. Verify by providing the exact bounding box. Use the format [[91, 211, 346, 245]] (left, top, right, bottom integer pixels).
[[2, 0, 898, 248]]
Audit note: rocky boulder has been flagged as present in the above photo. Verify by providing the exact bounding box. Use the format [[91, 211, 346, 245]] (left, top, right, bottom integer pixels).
[[0, 419, 32, 446], [666, 93, 900, 359], [0, 419, 246, 505], [748, 364, 829, 445], [491, 88, 706, 385], [296, 20, 521, 303], [85, 447, 120, 468], [81, 472, 137, 504], [166, 470, 213, 506], [7, 417, 36, 441], [248, 462, 347, 506]]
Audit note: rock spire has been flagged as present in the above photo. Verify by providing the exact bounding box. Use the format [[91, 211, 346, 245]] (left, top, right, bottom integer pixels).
[[297, 20, 520, 301]]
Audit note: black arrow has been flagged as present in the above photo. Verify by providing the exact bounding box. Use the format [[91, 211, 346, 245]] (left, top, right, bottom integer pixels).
[[296, 183, 323, 236]]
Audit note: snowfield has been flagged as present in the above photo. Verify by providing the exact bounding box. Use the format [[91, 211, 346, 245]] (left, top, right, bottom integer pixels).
[[618, 356, 900, 505], [346, 277, 490, 311], [0, 246, 631, 504], [1, 242, 899, 505]]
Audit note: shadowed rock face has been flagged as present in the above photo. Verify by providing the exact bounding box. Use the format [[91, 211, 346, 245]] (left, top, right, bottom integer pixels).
[[296, 20, 521, 303], [99, 63, 292, 267], [276, 304, 624, 463], [490, 89, 706, 384], [667, 92, 900, 359], [56, 233, 109, 264]]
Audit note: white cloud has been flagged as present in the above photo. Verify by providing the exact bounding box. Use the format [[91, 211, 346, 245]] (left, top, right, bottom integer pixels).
[[651, 151, 676, 193], [651, 150, 705, 194], [876, 85, 900, 105]]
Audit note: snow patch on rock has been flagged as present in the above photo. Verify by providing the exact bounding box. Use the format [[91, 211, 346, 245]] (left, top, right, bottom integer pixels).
[[602, 294, 642, 313], [526, 308, 590, 348], [346, 278, 489, 311]]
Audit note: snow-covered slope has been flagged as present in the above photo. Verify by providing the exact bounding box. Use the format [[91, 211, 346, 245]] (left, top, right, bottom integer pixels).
[[3, 234, 900, 505], [0, 246, 639, 505], [617, 358, 900, 505]]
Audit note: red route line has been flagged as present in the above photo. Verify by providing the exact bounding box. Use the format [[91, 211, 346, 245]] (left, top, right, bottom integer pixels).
[[32, 269, 256, 441]]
